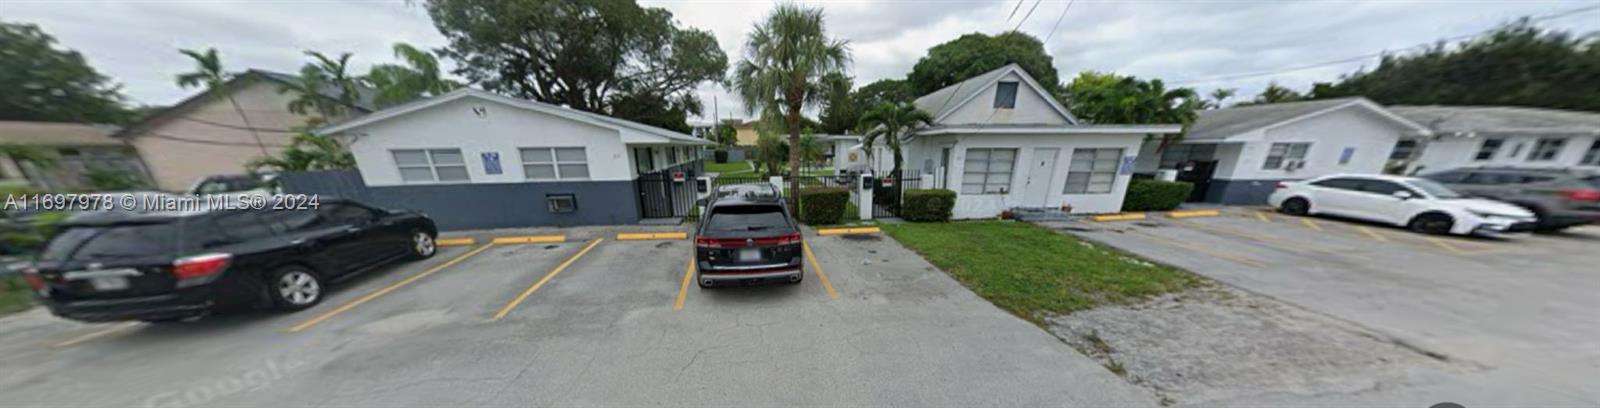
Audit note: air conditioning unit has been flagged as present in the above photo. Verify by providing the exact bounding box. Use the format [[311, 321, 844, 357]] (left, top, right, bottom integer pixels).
[[1284, 160, 1306, 171]]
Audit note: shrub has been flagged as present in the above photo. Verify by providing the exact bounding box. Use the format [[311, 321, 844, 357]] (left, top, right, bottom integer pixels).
[[1121, 179, 1193, 211], [713, 149, 729, 163], [797, 187, 849, 225], [901, 189, 956, 222]]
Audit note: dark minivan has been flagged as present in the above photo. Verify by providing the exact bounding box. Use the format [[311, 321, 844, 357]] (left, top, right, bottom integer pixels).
[[20, 198, 437, 322], [693, 185, 803, 288]]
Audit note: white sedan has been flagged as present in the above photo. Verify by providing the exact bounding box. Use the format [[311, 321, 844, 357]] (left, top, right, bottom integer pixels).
[[1267, 174, 1537, 236]]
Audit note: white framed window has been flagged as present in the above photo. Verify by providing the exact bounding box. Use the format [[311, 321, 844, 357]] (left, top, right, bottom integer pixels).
[[393, 149, 468, 183], [993, 81, 1018, 109], [1262, 142, 1310, 169], [1581, 140, 1600, 165], [960, 148, 1016, 195], [520, 147, 589, 180], [1065, 148, 1123, 194], [1527, 138, 1566, 162], [1474, 138, 1504, 161]]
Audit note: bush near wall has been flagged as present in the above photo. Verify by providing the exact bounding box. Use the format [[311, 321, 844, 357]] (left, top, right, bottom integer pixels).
[[713, 150, 729, 163], [797, 187, 849, 225], [902, 189, 956, 222], [1121, 179, 1193, 211]]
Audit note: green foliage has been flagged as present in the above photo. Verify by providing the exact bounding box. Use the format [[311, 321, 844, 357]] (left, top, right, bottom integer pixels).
[[854, 78, 916, 108], [712, 121, 739, 148], [0, 21, 132, 124], [817, 72, 859, 134], [712, 150, 729, 164], [797, 187, 849, 225], [859, 102, 933, 177], [247, 132, 355, 172], [752, 134, 789, 176], [908, 32, 1059, 96], [284, 51, 363, 124], [796, 133, 826, 169], [1121, 179, 1193, 212], [177, 48, 271, 154], [0, 208, 67, 258], [425, 0, 727, 131], [366, 43, 461, 108], [83, 166, 148, 191], [2, 276, 37, 316], [1245, 82, 1305, 105], [1310, 21, 1600, 111], [606, 90, 698, 133], [0, 145, 57, 170], [1061, 71, 1203, 146], [901, 189, 956, 222]]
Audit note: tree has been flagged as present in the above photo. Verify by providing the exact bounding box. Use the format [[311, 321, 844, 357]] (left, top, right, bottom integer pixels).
[[0, 21, 132, 124], [907, 32, 1059, 96], [853, 78, 915, 108], [1061, 71, 1203, 147], [731, 4, 850, 207], [1208, 88, 1236, 109], [366, 43, 461, 107], [796, 132, 826, 170], [246, 132, 355, 172], [606, 90, 699, 133], [752, 133, 789, 176], [859, 102, 933, 178], [712, 120, 739, 149], [1250, 82, 1304, 105], [176, 48, 269, 155], [1309, 20, 1600, 111], [817, 72, 858, 134], [424, 0, 727, 130], [283, 51, 363, 123]]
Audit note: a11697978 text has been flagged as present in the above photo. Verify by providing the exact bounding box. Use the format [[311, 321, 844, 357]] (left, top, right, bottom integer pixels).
[[2, 193, 322, 212]]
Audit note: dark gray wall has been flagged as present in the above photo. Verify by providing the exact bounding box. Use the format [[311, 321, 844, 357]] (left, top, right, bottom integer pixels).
[[277, 169, 374, 202], [1205, 178, 1290, 205], [369, 181, 641, 231]]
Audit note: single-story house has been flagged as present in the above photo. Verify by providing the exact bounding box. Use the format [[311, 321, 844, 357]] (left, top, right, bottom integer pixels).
[[732, 119, 760, 147], [1133, 97, 1431, 205], [314, 88, 713, 230], [1390, 105, 1600, 174], [113, 70, 376, 192], [883, 64, 1181, 218], [0, 121, 149, 192]]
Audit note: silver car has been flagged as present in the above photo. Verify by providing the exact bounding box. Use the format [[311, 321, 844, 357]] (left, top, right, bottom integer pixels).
[[1420, 167, 1600, 232]]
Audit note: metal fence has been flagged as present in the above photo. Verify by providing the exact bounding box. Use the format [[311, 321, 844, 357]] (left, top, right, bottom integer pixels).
[[276, 169, 374, 202], [871, 174, 925, 219], [636, 169, 698, 219]]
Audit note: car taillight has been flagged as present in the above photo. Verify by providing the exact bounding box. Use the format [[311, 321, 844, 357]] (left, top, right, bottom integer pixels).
[[1563, 189, 1600, 202], [775, 232, 802, 245], [694, 236, 722, 248], [172, 253, 232, 280], [20, 268, 44, 290]]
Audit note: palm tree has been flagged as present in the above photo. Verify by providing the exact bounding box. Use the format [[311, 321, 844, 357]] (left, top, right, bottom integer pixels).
[[367, 43, 460, 107], [246, 132, 355, 172], [286, 51, 361, 122], [176, 48, 268, 156], [1208, 88, 1236, 109], [859, 102, 933, 178], [731, 4, 849, 207]]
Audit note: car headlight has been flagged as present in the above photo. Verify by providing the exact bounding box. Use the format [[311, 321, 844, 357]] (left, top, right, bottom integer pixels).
[[1467, 210, 1520, 219]]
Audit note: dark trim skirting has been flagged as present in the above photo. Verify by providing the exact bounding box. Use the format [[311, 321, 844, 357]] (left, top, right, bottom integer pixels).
[[369, 180, 642, 231], [1204, 178, 1293, 205]]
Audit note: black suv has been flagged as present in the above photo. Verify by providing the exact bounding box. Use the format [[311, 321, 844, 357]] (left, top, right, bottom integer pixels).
[[20, 199, 437, 322], [693, 185, 803, 288]]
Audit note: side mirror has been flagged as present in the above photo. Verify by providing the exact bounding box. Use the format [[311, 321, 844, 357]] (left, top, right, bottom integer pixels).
[[1391, 190, 1415, 200]]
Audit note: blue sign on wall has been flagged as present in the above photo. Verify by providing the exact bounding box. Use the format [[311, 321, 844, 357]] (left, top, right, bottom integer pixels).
[[1119, 156, 1136, 175], [481, 152, 502, 175]]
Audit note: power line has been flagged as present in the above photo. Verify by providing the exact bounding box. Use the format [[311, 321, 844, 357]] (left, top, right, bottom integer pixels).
[[143, 132, 292, 148], [1012, 0, 1043, 32], [1043, 0, 1076, 43], [1006, 0, 1025, 22], [177, 117, 298, 134], [1169, 3, 1600, 86]]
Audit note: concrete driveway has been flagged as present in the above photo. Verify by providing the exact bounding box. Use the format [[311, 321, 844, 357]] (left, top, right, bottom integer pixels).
[[1048, 210, 1600, 406], [0, 226, 1155, 407]]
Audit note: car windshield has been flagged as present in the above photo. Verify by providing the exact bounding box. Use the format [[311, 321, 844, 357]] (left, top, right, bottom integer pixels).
[[704, 205, 791, 233], [38, 222, 181, 262], [1406, 179, 1463, 199]]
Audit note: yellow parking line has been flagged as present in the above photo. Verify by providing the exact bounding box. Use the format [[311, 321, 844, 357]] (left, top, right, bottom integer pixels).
[[1168, 218, 1337, 254], [674, 257, 695, 310], [490, 235, 566, 245], [288, 243, 497, 333], [801, 241, 839, 300], [1126, 228, 1266, 268], [1167, 209, 1220, 219], [1355, 226, 1391, 242], [1300, 218, 1325, 232], [493, 239, 604, 320], [1253, 211, 1272, 223], [1093, 213, 1147, 222], [816, 227, 880, 236], [1424, 237, 1469, 255], [616, 232, 688, 241], [51, 322, 140, 348], [436, 237, 476, 247]]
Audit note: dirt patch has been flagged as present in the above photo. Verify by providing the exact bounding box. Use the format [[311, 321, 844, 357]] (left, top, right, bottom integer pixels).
[[1048, 287, 1457, 406]]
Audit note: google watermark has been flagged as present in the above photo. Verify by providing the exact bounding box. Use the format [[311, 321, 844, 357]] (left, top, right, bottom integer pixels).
[[141, 358, 306, 408]]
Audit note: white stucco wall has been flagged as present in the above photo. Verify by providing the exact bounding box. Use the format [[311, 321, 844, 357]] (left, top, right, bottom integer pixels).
[[907, 133, 1143, 217], [1411, 134, 1600, 174], [1223, 107, 1405, 180], [343, 97, 633, 187], [938, 72, 1072, 126]]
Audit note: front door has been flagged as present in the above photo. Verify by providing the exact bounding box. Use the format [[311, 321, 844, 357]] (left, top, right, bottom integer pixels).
[[1175, 160, 1218, 202], [1021, 148, 1059, 207]]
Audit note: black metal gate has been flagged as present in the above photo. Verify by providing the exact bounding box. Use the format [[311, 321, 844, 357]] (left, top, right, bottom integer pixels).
[[871, 173, 921, 218], [636, 169, 697, 218]]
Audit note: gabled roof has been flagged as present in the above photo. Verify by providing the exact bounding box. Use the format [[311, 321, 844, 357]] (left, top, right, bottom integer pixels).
[[1388, 105, 1600, 137], [113, 69, 377, 138], [314, 88, 711, 145], [1187, 97, 1429, 141], [0, 121, 123, 146], [911, 63, 1079, 125]]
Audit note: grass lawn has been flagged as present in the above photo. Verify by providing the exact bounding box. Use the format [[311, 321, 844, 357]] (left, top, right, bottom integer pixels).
[[705, 160, 753, 174], [882, 221, 1200, 323], [0, 276, 35, 317]]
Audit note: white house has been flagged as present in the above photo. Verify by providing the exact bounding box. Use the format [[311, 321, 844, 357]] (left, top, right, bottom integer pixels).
[[881, 64, 1181, 218], [1390, 105, 1600, 174], [1133, 97, 1431, 205], [314, 89, 713, 230]]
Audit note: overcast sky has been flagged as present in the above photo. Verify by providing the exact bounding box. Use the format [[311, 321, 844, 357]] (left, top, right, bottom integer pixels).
[[8, 0, 1599, 122]]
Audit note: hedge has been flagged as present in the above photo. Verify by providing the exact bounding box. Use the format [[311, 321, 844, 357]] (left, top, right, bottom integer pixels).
[[902, 189, 956, 222], [713, 149, 729, 163], [1121, 179, 1193, 211], [798, 187, 849, 225]]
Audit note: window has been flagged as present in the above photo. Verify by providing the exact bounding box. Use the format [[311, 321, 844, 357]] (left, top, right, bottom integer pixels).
[[1358, 180, 1415, 196], [197, 211, 277, 248], [1158, 144, 1215, 169], [1339, 147, 1356, 165], [1262, 143, 1310, 170], [1421, 170, 1470, 183], [993, 81, 1018, 109], [1527, 138, 1567, 162], [634, 147, 654, 174], [1311, 178, 1364, 191], [705, 204, 793, 233], [393, 149, 468, 183], [1474, 138, 1504, 161], [323, 203, 378, 225], [521, 147, 589, 180], [1064, 148, 1123, 194], [1582, 140, 1600, 165], [1389, 140, 1418, 160], [960, 148, 1016, 195], [547, 194, 576, 213], [1507, 142, 1525, 159]]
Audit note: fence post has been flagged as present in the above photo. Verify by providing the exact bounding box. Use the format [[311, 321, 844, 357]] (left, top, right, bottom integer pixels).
[[858, 172, 874, 220]]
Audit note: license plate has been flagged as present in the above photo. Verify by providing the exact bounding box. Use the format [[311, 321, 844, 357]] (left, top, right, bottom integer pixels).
[[738, 248, 762, 262], [89, 276, 129, 291]]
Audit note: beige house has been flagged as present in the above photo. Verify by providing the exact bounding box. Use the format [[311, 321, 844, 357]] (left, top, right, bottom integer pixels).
[[112, 70, 375, 191], [732, 120, 759, 147], [0, 121, 148, 192]]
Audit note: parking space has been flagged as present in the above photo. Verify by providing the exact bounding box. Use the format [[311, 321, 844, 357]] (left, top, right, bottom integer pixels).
[[1048, 210, 1600, 404]]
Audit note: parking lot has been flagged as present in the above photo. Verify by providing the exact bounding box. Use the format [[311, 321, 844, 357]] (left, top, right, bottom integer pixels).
[[0, 226, 1156, 407], [1047, 210, 1600, 405]]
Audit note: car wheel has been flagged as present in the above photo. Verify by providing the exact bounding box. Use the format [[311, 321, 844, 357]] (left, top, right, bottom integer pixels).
[[268, 266, 323, 312], [410, 231, 437, 259], [1407, 213, 1455, 235], [1279, 197, 1310, 216]]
